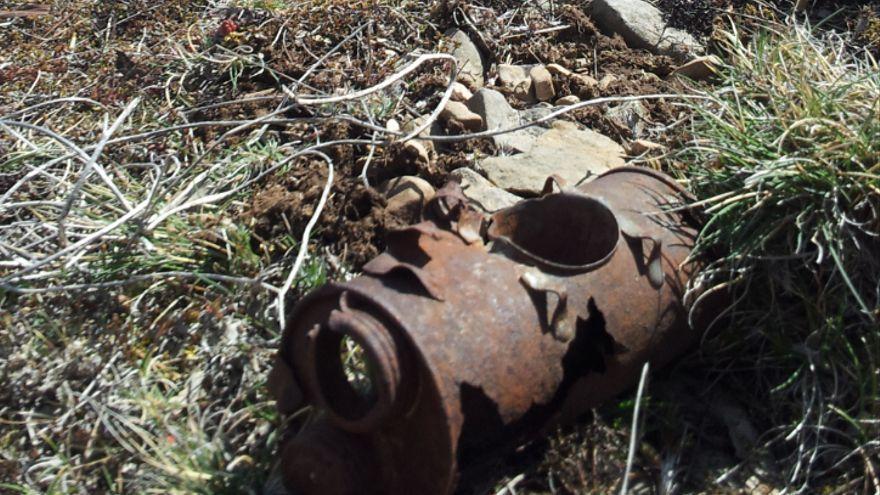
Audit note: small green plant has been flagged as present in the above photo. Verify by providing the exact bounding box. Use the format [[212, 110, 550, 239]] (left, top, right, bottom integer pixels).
[[675, 21, 880, 491]]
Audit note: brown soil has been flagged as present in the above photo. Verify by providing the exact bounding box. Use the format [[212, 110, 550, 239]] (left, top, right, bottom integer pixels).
[[235, 0, 880, 277], [239, 111, 498, 266], [245, 156, 386, 268], [231, 2, 688, 272]]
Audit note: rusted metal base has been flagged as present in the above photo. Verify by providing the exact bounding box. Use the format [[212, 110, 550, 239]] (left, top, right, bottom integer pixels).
[[270, 167, 717, 495]]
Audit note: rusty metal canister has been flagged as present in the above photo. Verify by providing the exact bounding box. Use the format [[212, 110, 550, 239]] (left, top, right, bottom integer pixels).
[[270, 166, 714, 495]]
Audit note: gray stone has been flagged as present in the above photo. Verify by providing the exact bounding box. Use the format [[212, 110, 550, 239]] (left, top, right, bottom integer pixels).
[[605, 100, 650, 138], [519, 105, 555, 127], [449, 168, 521, 213], [588, 0, 704, 62], [467, 88, 518, 131], [467, 88, 542, 153], [517, 105, 557, 138], [479, 121, 625, 195], [446, 29, 485, 87]]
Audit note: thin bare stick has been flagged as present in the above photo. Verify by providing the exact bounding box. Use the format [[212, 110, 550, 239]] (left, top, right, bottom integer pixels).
[[359, 131, 380, 188], [57, 98, 140, 245], [0, 200, 148, 284], [495, 473, 526, 495], [0, 119, 91, 161], [0, 97, 104, 119], [399, 55, 458, 143], [0, 117, 133, 210], [283, 53, 456, 105], [1, 271, 275, 294], [144, 140, 351, 231], [621, 362, 650, 495], [276, 150, 334, 329], [422, 93, 707, 143]]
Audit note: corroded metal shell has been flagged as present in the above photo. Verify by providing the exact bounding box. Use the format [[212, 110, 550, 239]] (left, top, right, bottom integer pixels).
[[270, 167, 715, 495]]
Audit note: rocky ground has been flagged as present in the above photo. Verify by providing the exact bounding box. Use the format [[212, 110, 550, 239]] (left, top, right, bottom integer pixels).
[[1, 0, 878, 494]]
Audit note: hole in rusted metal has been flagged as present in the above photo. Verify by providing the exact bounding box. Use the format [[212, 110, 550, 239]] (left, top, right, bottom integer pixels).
[[456, 298, 615, 469], [314, 330, 378, 421], [488, 194, 619, 270], [572, 298, 617, 374], [341, 335, 376, 400]]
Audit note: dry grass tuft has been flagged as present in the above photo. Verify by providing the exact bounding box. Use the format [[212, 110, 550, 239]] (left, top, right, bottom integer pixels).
[[674, 20, 880, 493]]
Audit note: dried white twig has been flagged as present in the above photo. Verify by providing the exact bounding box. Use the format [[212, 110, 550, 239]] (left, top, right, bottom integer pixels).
[[276, 150, 334, 329], [621, 362, 650, 495]]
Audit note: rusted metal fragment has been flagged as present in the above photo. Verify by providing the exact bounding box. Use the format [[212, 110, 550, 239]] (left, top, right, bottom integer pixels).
[[362, 252, 445, 300], [272, 166, 719, 495], [266, 355, 303, 414], [280, 419, 380, 495], [520, 269, 574, 343]]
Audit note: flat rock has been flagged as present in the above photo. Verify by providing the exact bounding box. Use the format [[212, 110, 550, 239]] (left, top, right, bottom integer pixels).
[[588, 0, 703, 62], [446, 29, 485, 88], [449, 168, 521, 212], [467, 88, 544, 153], [555, 95, 580, 106], [468, 88, 519, 130], [519, 104, 555, 125], [441, 100, 483, 132], [672, 55, 721, 80], [529, 65, 555, 102], [518, 104, 557, 134], [479, 121, 625, 195], [627, 138, 665, 155]]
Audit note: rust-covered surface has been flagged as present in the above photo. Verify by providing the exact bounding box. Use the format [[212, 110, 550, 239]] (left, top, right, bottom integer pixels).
[[269, 166, 718, 495]]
